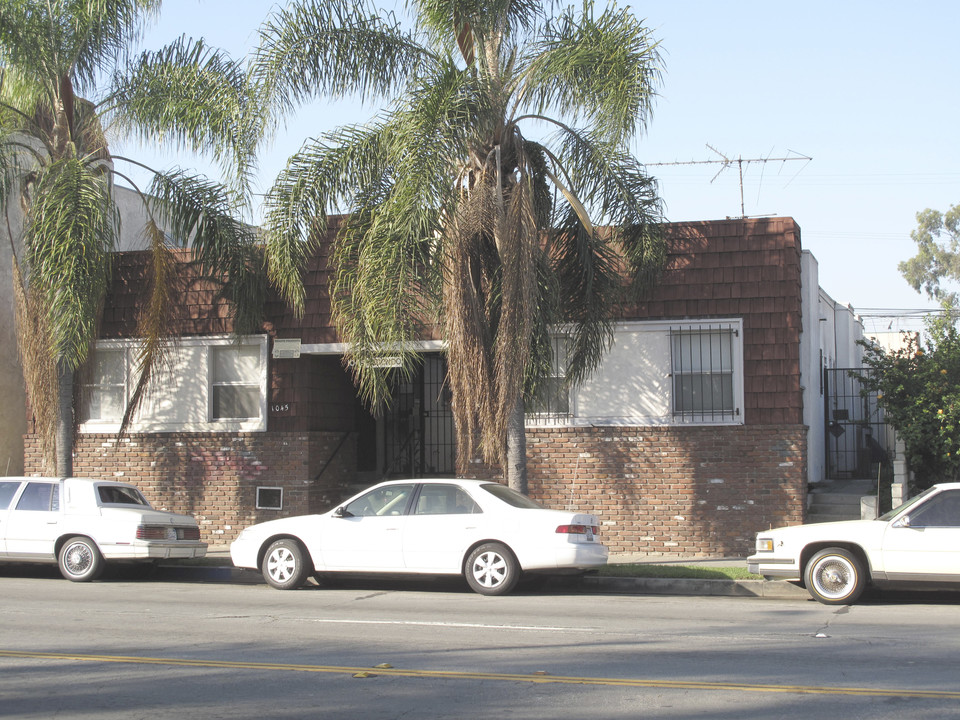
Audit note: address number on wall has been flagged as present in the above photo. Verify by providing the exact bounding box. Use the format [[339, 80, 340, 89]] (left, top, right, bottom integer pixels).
[[270, 404, 291, 413]]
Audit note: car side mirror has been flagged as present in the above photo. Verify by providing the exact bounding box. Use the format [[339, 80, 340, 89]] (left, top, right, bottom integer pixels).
[[893, 515, 911, 528], [333, 506, 352, 518]]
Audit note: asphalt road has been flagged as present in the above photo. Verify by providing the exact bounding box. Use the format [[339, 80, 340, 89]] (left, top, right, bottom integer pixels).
[[1, 564, 959, 719]]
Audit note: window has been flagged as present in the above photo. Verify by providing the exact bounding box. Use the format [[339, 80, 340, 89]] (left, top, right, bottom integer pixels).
[[256, 487, 283, 510], [908, 490, 960, 528], [528, 336, 570, 420], [344, 484, 415, 517], [211, 345, 262, 420], [79, 336, 268, 433], [79, 349, 126, 423], [15, 482, 59, 512], [414, 484, 481, 515], [0, 481, 20, 509], [480, 483, 544, 509], [671, 325, 740, 423], [98, 485, 149, 506]]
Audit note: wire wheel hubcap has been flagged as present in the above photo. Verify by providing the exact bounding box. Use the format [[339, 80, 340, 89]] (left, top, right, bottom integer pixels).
[[813, 557, 854, 598], [64, 542, 93, 575]]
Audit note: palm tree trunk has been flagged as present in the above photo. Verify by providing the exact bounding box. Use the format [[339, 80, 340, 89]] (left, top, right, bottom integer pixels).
[[506, 396, 527, 494], [56, 358, 74, 477]]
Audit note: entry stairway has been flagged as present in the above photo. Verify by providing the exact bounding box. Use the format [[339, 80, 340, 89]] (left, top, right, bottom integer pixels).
[[806, 478, 877, 523]]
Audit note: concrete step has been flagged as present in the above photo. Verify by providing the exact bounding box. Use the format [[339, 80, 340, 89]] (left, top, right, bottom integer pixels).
[[807, 480, 878, 522]]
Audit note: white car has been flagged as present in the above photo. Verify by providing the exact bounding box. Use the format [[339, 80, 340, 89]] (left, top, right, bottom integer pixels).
[[748, 482, 960, 604], [230, 478, 608, 595], [0, 476, 207, 581]]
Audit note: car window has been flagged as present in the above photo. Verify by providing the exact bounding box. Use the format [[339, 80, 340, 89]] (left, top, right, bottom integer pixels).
[[344, 484, 415, 517], [98, 485, 149, 505], [15, 482, 59, 512], [0, 481, 20, 510], [907, 490, 960, 528], [414, 484, 482, 515], [479, 483, 544, 509], [879, 486, 936, 521]]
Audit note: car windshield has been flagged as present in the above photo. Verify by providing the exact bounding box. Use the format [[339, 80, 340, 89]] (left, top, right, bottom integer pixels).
[[877, 486, 937, 521], [480, 483, 544, 509], [98, 485, 150, 506]]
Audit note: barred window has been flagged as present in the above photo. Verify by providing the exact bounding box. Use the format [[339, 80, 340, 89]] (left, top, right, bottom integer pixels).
[[671, 326, 740, 423], [528, 336, 570, 421]]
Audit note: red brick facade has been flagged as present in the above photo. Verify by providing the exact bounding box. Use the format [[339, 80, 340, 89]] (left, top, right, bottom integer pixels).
[[526, 425, 805, 556], [25, 431, 359, 540], [23, 216, 809, 557]]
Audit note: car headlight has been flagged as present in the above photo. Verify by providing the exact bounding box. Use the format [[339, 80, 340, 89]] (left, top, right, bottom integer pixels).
[[756, 538, 774, 553]]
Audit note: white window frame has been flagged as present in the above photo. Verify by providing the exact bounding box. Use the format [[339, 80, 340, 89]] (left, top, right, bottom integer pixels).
[[526, 319, 745, 428], [669, 321, 744, 424], [256, 486, 283, 510], [527, 334, 574, 423], [78, 347, 129, 425], [208, 342, 267, 423], [78, 335, 268, 434]]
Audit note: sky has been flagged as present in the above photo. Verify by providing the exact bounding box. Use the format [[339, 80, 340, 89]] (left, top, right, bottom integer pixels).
[[117, 0, 960, 335]]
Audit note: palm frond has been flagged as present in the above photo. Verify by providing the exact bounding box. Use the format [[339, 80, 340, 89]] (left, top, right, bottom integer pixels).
[[11, 257, 58, 475], [108, 37, 259, 191], [147, 169, 266, 335], [252, 0, 432, 123], [23, 157, 117, 369], [520, 2, 662, 143]]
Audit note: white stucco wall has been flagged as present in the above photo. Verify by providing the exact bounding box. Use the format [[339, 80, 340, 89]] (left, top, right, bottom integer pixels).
[[800, 249, 867, 484], [576, 325, 672, 422]]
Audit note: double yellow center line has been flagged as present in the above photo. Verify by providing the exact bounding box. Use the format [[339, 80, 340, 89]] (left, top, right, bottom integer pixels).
[[1, 650, 958, 700]]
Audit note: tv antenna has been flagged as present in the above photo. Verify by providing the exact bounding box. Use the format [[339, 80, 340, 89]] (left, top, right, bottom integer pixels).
[[647, 145, 812, 218]]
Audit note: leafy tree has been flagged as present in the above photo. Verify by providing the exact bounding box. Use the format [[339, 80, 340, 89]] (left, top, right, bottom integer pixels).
[[858, 305, 960, 488], [257, 0, 666, 491], [0, 0, 264, 475], [899, 203, 960, 304]]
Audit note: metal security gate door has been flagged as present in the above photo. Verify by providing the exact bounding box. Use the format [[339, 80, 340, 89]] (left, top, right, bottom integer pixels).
[[823, 367, 890, 479], [382, 354, 455, 477]]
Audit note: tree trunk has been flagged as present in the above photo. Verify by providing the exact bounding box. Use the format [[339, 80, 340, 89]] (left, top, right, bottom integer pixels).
[[55, 358, 74, 477], [505, 396, 527, 494]]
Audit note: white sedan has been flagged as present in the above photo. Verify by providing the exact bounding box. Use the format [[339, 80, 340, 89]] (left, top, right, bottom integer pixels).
[[748, 482, 960, 604], [230, 478, 608, 595], [0, 476, 206, 581]]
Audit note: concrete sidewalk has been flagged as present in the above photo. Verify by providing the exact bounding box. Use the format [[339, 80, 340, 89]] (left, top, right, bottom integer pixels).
[[164, 548, 808, 599]]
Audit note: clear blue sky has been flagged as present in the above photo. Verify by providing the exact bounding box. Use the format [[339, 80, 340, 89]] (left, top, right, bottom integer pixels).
[[120, 0, 960, 334]]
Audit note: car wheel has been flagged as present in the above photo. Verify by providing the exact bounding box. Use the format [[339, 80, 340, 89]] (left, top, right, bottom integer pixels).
[[58, 536, 104, 582], [262, 539, 310, 590], [465, 542, 520, 596], [804, 547, 866, 605]]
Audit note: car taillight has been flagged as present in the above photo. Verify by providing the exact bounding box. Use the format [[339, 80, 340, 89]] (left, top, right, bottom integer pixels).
[[555, 524, 598, 535], [136, 526, 169, 540], [179, 527, 201, 541]]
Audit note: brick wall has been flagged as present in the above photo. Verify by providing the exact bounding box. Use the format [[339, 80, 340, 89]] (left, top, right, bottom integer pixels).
[[23, 431, 357, 545], [526, 424, 807, 557]]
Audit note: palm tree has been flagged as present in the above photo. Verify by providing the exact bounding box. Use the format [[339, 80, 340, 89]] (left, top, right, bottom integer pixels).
[[257, 0, 665, 491], [0, 0, 264, 475]]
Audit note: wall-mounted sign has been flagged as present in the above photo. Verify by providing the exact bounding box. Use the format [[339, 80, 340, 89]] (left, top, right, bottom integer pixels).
[[272, 338, 301, 359]]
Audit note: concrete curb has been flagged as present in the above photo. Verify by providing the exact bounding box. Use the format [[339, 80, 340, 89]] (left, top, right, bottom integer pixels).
[[158, 561, 808, 599], [581, 575, 808, 599]]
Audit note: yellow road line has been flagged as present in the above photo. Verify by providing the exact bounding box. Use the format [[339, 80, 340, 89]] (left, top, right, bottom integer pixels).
[[1, 650, 958, 700]]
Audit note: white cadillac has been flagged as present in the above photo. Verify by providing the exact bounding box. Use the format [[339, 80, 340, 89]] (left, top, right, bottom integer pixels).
[[230, 478, 608, 595], [748, 482, 960, 604], [0, 476, 207, 581]]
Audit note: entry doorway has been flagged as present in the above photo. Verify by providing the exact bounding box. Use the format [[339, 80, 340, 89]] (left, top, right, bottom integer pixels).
[[378, 354, 456, 478]]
